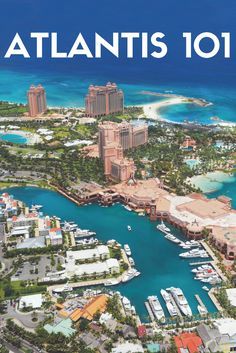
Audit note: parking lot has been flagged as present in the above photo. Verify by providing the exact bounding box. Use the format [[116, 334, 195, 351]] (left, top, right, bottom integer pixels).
[[11, 255, 63, 282]]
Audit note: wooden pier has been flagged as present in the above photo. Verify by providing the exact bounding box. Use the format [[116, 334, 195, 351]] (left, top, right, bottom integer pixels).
[[195, 294, 208, 315], [144, 301, 155, 322], [189, 260, 212, 266]]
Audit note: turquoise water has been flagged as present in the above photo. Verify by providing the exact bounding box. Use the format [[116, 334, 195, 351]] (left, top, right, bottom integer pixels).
[[209, 177, 236, 209], [3, 186, 217, 321], [0, 133, 27, 144], [185, 159, 200, 169], [1, 68, 236, 125]]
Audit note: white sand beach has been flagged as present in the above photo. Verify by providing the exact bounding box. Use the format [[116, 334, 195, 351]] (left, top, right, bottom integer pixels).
[[142, 97, 190, 121], [189, 171, 236, 194]]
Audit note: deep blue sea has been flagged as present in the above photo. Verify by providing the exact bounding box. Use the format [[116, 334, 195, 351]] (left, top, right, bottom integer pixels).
[[3, 186, 218, 321]]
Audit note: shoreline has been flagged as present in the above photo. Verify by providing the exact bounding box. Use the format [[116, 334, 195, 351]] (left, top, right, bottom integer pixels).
[[141, 93, 236, 127]]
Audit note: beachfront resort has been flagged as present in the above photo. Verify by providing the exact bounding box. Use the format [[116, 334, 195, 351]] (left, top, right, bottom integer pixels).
[[0, 82, 236, 352]]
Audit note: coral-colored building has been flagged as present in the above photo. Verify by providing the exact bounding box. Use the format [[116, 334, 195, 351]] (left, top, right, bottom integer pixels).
[[98, 121, 147, 181], [174, 333, 202, 353], [27, 84, 47, 117], [85, 82, 124, 117]]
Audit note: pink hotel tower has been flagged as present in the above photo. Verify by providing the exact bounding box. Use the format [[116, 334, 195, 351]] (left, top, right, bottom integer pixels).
[[27, 84, 47, 117], [98, 121, 148, 182], [85, 82, 124, 117]]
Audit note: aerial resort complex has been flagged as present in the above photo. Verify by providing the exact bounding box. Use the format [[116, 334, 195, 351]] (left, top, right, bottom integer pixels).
[[0, 80, 236, 353]]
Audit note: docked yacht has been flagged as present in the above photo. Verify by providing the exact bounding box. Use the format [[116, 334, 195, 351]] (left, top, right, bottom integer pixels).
[[169, 287, 192, 316], [165, 233, 181, 244], [122, 268, 140, 283], [75, 228, 96, 237], [148, 296, 165, 323], [179, 249, 208, 258], [124, 244, 131, 256], [166, 301, 178, 317], [160, 289, 171, 302], [128, 257, 135, 267], [122, 296, 132, 311], [104, 279, 120, 286], [53, 283, 73, 294], [197, 305, 208, 316], [156, 221, 170, 233], [124, 205, 132, 211]]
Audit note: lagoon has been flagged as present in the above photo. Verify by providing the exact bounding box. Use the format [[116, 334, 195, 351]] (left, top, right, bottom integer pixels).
[[3, 186, 218, 321], [0, 133, 27, 144]]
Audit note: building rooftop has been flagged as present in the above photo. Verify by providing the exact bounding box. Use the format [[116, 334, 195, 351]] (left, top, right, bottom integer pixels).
[[16, 235, 45, 249], [44, 318, 76, 337], [174, 333, 202, 353], [69, 295, 108, 322], [19, 293, 43, 309]]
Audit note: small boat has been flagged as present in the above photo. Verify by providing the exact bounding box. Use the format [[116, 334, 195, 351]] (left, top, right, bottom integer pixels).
[[124, 205, 132, 211], [198, 305, 208, 316], [127, 225, 132, 231], [202, 286, 209, 291]]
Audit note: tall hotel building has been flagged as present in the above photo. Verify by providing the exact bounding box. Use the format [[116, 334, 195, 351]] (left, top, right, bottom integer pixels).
[[98, 121, 148, 182], [85, 82, 124, 117], [27, 85, 47, 117]]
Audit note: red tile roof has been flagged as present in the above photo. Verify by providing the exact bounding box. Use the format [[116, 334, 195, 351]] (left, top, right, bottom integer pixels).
[[137, 325, 147, 338], [174, 333, 202, 353]]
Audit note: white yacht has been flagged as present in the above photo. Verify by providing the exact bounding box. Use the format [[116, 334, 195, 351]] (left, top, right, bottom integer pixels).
[[169, 287, 192, 316], [148, 296, 165, 323], [124, 244, 131, 256], [198, 305, 208, 316], [53, 283, 73, 294], [165, 233, 181, 244], [179, 249, 208, 258], [122, 268, 139, 282], [202, 286, 209, 291], [160, 289, 171, 302], [124, 205, 132, 211], [156, 221, 170, 233], [129, 257, 135, 267], [127, 225, 132, 231], [104, 279, 120, 286], [122, 296, 132, 311], [166, 301, 178, 317]]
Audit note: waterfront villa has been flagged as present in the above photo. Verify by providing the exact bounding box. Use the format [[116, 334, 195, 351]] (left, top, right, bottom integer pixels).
[[65, 259, 120, 279], [66, 245, 110, 263]]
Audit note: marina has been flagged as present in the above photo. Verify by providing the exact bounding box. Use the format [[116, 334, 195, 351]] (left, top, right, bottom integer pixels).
[[4, 186, 219, 321]]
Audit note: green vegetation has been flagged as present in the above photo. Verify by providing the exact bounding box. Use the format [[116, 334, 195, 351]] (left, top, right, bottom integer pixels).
[[0, 101, 27, 116], [0, 279, 46, 299], [215, 287, 236, 318]]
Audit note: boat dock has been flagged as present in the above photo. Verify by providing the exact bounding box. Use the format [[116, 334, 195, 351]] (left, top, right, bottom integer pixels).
[[195, 294, 208, 314], [189, 260, 212, 266], [144, 301, 155, 322], [200, 241, 227, 282]]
